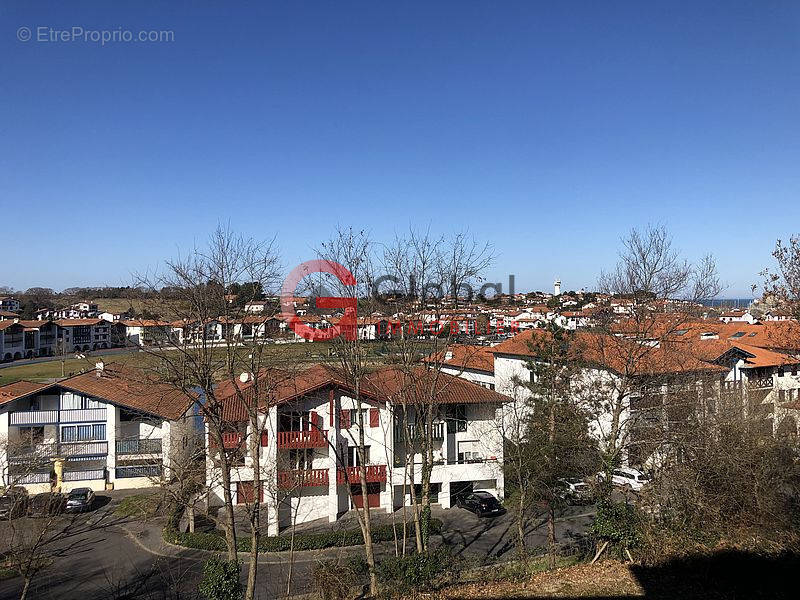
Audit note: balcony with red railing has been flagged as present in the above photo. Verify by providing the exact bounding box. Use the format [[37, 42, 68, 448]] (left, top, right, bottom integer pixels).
[[336, 464, 387, 485], [277, 429, 328, 449], [208, 432, 245, 449], [277, 468, 329, 489]]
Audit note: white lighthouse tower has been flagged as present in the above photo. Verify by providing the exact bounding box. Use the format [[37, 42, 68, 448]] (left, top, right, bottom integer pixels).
[[554, 279, 561, 296]]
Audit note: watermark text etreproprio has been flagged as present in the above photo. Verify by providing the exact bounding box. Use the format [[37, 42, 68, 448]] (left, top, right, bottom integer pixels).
[[17, 26, 174, 46]]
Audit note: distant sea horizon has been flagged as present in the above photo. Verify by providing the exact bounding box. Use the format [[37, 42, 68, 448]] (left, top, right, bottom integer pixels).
[[702, 298, 755, 308]]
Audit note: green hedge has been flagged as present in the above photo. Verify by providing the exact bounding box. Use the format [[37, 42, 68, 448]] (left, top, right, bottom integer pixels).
[[165, 519, 442, 553], [376, 546, 456, 592]]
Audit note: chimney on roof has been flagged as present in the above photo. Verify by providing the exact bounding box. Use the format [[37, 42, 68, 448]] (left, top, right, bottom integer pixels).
[[444, 350, 453, 361], [95, 361, 104, 376]]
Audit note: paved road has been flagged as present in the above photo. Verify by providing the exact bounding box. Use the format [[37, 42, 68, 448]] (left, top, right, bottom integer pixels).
[[0, 496, 595, 600]]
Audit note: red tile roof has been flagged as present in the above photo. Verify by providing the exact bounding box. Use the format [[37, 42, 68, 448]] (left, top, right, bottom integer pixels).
[[54, 318, 108, 327], [491, 329, 728, 376], [424, 344, 494, 373], [0, 365, 194, 419], [364, 366, 509, 405], [214, 362, 509, 422], [118, 319, 172, 327], [0, 381, 49, 405]]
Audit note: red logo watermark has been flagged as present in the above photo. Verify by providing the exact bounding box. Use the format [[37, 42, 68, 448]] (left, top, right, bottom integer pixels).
[[280, 260, 358, 341]]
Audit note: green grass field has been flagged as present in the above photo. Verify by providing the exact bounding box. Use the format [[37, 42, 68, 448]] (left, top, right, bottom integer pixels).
[[0, 336, 434, 388], [0, 352, 145, 385]]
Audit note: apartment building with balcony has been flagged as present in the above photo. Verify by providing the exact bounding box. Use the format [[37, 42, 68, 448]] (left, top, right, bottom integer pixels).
[[37, 302, 100, 321], [54, 318, 114, 352], [206, 363, 508, 535], [0, 363, 199, 493], [1, 319, 94, 361], [0, 297, 21, 313], [487, 321, 800, 467]]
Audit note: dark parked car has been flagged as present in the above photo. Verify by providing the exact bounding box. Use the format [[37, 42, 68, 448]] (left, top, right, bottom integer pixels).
[[0, 487, 29, 519], [27, 493, 66, 517], [65, 488, 95, 513], [457, 491, 506, 517]]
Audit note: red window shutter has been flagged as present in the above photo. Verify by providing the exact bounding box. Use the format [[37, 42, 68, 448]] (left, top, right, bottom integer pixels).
[[340, 409, 351, 429], [260, 430, 268, 447], [312, 411, 322, 430], [369, 408, 379, 428]]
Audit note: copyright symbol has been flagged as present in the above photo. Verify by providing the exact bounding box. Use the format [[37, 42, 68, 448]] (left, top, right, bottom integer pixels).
[[17, 26, 32, 42]]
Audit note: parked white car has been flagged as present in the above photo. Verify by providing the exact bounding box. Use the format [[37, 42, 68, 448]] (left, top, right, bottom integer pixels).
[[598, 467, 650, 491], [556, 477, 593, 504]]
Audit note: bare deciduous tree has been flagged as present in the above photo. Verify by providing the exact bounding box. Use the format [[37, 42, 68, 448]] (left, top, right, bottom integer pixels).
[[134, 225, 282, 600]]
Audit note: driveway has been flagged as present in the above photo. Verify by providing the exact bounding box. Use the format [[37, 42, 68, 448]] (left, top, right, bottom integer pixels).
[[0, 495, 595, 599]]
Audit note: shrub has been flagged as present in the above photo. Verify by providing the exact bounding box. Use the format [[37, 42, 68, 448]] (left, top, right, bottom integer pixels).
[[198, 558, 242, 600], [164, 519, 443, 553], [312, 556, 369, 600], [591, 500, 642, 555], [376, 547, 461, 594]]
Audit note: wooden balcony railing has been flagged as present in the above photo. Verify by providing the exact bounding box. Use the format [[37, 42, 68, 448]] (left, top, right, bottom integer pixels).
[[61, 441, 108, 457], [336, 464, 387, 485], [748, 377, 774, 390], [61, 408, 107, 423], [222, 432, 244, 449], [8, 441, 108, 462], [277, 430, 328, 449], [207, 432, 247, 450], [277, 468, 329, 489], [9, 410, 59, 425]]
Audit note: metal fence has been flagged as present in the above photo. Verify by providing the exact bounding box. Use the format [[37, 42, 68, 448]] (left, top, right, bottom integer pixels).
[[116, 438, 162, 455], [14, 472, 51, 484], [115, 465, 162, 479], [63, 469, 105, 481]]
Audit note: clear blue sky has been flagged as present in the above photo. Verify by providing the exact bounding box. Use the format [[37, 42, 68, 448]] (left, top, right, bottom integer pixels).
[[2, 1, 799, 296]]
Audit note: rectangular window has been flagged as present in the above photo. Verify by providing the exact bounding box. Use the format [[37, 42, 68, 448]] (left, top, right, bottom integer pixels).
[[349, 409, 368, 426], [60, 393, 103, 410], [347, 446, 370, 466], [77, 425, 92, 441], [62, 424, 105, 442], [279, 411, 310, 432], [61, 426, 77, 442], [446, 404, 468, 433]]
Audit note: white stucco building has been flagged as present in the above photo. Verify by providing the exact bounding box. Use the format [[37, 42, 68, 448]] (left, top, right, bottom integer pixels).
[[0, 363, 200, 493], [206, 363, 508, 535]]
